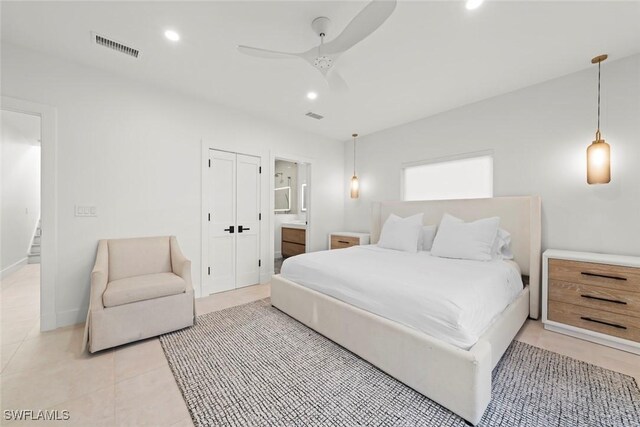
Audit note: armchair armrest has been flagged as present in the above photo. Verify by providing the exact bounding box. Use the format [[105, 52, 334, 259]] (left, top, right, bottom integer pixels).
[[90, 240, 109, 311], [170, 236, 192, 291]]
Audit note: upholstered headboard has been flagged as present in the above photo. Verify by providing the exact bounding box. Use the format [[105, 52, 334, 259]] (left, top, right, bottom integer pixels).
[[371, 196, 542, 319]]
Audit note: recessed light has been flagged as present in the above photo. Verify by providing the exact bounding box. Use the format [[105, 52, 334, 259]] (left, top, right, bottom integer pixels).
[[306, 91, 318, 100], [164, 30, 180, 42], [465, 0, 484, 10]]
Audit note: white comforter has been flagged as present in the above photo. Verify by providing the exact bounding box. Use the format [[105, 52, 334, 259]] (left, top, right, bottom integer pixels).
[[280, 245, 523, 349]]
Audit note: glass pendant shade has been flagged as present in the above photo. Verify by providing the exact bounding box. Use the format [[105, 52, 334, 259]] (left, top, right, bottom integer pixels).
[[350, 175, 359, 199], [587, 135, 611, 184]]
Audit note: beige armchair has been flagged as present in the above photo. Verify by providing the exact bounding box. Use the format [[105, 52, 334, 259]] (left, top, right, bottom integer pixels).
[[83, 236, 195, 353]]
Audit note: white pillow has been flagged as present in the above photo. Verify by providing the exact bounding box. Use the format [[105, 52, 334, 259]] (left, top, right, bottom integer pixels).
[[492, 228, 514, 260], [431, 214, 500, 261], [418, 225, 437, 251], [377, 213, 423, 253]]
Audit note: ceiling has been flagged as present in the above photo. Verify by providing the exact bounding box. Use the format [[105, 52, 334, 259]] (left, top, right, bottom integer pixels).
[[1, 110, 41, 144], [2, 1, 639, 141]]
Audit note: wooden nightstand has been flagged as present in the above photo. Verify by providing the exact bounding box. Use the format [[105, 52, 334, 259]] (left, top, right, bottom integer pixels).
[[542, 249, 640, 355], [328, 232, 370, 250]]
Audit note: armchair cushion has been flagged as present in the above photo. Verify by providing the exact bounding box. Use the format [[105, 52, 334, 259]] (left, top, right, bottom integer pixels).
[[102, 272, 186, 308], [108, 236, 172, 281]]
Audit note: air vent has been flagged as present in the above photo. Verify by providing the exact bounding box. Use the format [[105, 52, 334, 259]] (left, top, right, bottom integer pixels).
[[92, 32, 139, 58], [305, 112, 324, 120]]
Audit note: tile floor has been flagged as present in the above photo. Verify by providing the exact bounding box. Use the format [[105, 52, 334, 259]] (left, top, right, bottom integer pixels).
[[1, 264, 638, 426]]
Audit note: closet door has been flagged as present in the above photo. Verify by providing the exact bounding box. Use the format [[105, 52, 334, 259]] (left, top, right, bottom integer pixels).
[[207, 150, 237, 294], [206, 150, 261, 294], [235, 154, 261, 288]]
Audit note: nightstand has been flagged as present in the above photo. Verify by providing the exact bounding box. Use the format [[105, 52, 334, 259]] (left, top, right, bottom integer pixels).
[[328, 232, 370, 250], [542, 249, 640, 355]]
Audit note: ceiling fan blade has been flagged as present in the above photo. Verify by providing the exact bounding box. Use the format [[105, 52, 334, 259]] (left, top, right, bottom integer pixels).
[[325, 70, 349, 92], [322, 0, 397, 56], [237, 45, 301, 59]]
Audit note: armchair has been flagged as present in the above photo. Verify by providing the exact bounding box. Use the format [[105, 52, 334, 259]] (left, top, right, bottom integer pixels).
[[83, 236, 194, 353]]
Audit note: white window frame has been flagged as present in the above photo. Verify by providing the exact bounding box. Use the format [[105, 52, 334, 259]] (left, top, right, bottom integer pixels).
[[401, 150, 494, 201]]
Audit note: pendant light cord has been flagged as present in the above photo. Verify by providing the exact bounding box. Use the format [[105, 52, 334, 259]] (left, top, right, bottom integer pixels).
[[353, 135, 356, 176], [597, 60, 601, 134]]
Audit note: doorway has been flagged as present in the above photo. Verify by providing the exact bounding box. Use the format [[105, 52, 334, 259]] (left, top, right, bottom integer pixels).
[[1, 109, 42, 332], [1, 97, 57, 332], [274, 158, 310, 274], [203, 149, 261, 295]]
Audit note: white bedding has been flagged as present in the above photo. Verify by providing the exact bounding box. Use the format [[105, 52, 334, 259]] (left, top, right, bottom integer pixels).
[[280, 245, 524, 349]]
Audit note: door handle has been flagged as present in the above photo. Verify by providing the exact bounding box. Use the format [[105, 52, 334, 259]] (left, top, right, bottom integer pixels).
[[238, 226, 251, 233], [224, 226, 235, 233]]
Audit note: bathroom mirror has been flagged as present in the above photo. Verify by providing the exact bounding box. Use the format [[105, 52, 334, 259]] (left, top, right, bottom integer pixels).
[[274, 186, 291, 212]]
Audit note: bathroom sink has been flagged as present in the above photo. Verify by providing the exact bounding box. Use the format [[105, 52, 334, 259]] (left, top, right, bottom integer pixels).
[[282, 220, 306, 229]]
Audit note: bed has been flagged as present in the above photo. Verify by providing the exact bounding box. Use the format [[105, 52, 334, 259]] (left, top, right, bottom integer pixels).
[[271, 196, 541, 425]]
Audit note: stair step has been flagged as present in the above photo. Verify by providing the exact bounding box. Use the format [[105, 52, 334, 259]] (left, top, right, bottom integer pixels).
[[29, 246, 41, 255], [28, 254, 40, 264], [33, 236, 41, 245]]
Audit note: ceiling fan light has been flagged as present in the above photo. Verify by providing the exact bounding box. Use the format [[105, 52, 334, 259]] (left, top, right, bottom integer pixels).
[[466, 0, 485, 10]]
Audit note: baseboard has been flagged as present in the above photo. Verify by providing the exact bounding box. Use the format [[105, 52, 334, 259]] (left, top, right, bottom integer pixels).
[[260, 273, 273, 284], [40, 311, 57, 332], [275, 252, 282, 259], [56, 307, 87, 328], [0, 258, 28, 279]]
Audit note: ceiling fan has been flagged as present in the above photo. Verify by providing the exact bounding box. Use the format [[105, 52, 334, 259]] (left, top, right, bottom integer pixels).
[[237, 0, 397, 91]]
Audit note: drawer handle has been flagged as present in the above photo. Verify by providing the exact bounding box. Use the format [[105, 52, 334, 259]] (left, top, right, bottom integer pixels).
[[338, 240, 350, 244], [581, 272, 627, 281], [580, 316, 627, 330], [580, 294, 627, 305]]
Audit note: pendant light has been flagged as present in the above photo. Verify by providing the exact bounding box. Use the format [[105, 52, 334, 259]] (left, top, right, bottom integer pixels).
[[350, 133, 360, 199], [587, 54, 611, 184]]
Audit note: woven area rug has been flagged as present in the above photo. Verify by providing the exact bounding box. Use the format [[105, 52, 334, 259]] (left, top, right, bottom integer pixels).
[[159, 299, 640, 426]]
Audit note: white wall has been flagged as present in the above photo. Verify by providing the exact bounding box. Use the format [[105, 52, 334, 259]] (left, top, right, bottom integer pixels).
[[1, 43, 344, 326], [1, 113, 41, 272], [345, 54, 640, 257]]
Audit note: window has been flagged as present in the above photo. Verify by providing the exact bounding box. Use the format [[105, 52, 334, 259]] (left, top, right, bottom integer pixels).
[[402, 153, 493, 201]]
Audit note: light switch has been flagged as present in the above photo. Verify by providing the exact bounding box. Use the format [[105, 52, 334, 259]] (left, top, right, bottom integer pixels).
[[75, 205, 97, 217]]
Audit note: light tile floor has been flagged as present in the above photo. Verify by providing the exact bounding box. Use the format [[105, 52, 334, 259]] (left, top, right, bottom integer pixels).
[[1, 264, 638, 426]]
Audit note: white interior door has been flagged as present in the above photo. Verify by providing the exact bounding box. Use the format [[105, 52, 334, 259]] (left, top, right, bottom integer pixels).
[[206, 150, 261, 294], [207, 150, 237, 294], [235, 154, 261, 288]]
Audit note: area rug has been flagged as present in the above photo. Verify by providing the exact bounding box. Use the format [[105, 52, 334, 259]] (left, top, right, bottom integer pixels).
[[159, 299, 640, 426]]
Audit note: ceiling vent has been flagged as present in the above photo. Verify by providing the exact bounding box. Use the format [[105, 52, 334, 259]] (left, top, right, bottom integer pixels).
[[305, 112, 324, 120], [92, 32, 139, 58]]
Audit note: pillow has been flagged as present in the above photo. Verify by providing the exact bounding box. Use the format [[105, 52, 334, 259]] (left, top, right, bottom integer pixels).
[[377, 213, 423, 253], [431, 214, 500, 261], [418, 225, 437, 251], [492, 228, 514, 260]]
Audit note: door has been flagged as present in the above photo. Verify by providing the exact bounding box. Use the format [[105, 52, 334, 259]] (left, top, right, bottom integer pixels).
[[206, 150, 261, 294], [235, 154, 261, 288], [208, 150, 237, 293]]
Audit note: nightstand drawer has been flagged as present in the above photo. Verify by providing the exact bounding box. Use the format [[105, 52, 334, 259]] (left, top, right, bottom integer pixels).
[[331, 235, 359, 249], [549, 259, 640, 292], [549, 280, 640, 317], [548, 300, 640, 343]]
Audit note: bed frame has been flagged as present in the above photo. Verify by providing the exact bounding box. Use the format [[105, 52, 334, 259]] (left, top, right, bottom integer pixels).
[[271, 196, 541, 425]]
